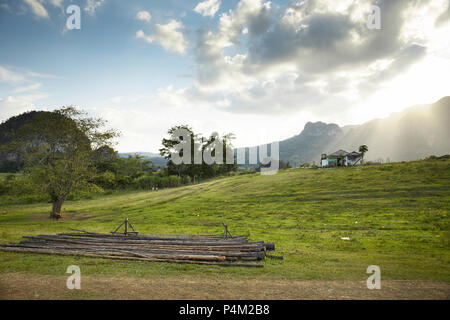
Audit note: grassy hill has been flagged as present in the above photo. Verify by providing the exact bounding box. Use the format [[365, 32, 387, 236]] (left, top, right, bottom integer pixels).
[[0, 159, 449, 284]]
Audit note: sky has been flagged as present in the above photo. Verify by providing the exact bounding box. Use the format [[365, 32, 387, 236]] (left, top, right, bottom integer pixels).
[[0, 0, 449, 153]]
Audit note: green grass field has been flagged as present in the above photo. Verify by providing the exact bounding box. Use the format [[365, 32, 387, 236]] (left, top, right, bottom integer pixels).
[[0, 160, 449, 283]]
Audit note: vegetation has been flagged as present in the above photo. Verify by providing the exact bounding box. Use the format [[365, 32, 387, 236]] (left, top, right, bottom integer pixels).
[[0, 159, 448, 282], [159, 125, 237, 180], [5, 107, 119, 218], [359, 145, 369, 163]]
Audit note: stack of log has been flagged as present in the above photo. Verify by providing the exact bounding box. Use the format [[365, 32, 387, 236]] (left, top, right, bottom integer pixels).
[[0, 230, 281, 268]]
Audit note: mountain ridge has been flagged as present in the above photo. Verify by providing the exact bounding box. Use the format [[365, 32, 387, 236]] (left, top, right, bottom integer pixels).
[[276, 96, 450, 165]]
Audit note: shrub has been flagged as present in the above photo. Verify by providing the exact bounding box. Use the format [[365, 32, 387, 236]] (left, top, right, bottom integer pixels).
[[93, 171, 117, 189], [134, 175, 158, 190]]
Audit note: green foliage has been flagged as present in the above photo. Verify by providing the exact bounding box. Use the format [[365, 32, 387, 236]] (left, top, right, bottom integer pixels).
[[160, 125, 237, 179], [134, 175, 183, 190], [359, 145, 369, 162], [92, 171, 117, 189]]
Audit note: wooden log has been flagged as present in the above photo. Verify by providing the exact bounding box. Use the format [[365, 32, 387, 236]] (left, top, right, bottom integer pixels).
[[57, 233, 249, 242], [0, 246, 263, 268], [6, 242, 266, 261], [266, 254, 284, 260], [25, 235, 266, 248], [60, 232, 248, 240]]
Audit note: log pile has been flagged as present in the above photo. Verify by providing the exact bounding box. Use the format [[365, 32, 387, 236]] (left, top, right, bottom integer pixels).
[[0, 228, 281, 268]]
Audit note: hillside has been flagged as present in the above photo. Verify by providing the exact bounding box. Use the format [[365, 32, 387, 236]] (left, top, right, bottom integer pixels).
[[1, 159, 449, 296], [0, 111, 72, 172]]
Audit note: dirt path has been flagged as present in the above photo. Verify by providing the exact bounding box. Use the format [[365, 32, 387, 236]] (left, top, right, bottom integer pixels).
[[1, 273, 448, 300]]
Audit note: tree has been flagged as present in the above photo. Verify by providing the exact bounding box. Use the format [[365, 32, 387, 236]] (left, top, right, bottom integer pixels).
[[359, 145, 368, 164], [159, 125, 200, 178], [159, 125, 236, 179], [16, 107, 119, 219]]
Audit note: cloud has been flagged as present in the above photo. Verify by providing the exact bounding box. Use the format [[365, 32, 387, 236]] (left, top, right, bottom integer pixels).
[[22, 0, 49, 19], [0, 3, 11, 11], [13, 83, 43, 93], [84, 0, 106, 15], [184, 0, 437, 116], [435, 0, 450, 27], [136, 20, 188, 54], [48, 0, 64, 8], [372, 44, 427, 83], [0, 95, 47, 122], [0, 66, 25, 83], [136, 10, 151, 22], [0, 65, 59, 83], [193, 0, 272, 90], [0, 66, 53, 114], [194, 0, 221, 17]]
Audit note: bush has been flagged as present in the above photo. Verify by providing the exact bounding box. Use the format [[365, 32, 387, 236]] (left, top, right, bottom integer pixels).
[[0, 175, 38, 196], [115, 176, 133, 189], [168, 175, 181, 188], [181, 175, 191, 185], [93, 171, 117, 189], [134, 175, 159, 190]]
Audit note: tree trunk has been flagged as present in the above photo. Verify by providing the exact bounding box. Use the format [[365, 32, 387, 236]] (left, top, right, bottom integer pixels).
[[50, 198, 65, 219]]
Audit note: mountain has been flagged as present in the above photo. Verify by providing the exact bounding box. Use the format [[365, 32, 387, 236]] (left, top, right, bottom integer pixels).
[[278, 122, 343, 166], [243, 96, 450, 166]]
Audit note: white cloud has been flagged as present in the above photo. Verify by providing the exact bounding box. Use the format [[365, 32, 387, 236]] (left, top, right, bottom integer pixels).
[[136, 20, 188, 54], [0, 95, 47, 122], [0, 65, 59, 84], [0, 66, 53, 117], [185, 0, 448, 121], [13, 83, 43, 93], [0, 3, 11, 11], [23, 0, 49, 19], [48, 0, 64, 8], [135, 29, 153, 43], [106, 96, 125, 104], [84, 0, 106, 15], [194, 0, 221, 17], [0, 66, 25, 83], [136, 10, 151, 22]]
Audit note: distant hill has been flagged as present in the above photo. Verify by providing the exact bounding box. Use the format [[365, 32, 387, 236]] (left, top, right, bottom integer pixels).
[[238, 96, 450, 166], [118, 152, 168, 167], [278, 121, 343, 166], [0, 111, 69, 172]]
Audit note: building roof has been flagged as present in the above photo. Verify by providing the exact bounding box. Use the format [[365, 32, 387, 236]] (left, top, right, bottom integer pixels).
[[327, 150, 349, 158], [347, 151, 362, 157]]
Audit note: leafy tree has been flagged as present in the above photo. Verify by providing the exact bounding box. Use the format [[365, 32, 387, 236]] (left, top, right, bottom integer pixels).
[[359, 145, 369, 164], [159, 125, 200, 177], [160, 125, 236, 179], [16, 107, 119, 218]]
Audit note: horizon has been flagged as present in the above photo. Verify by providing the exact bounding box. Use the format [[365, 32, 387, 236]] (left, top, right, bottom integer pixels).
[[1, 0, 450, 153]]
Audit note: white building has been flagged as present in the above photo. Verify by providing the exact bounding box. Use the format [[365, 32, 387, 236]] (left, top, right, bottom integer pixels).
[[321, 150, 362, 167]]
